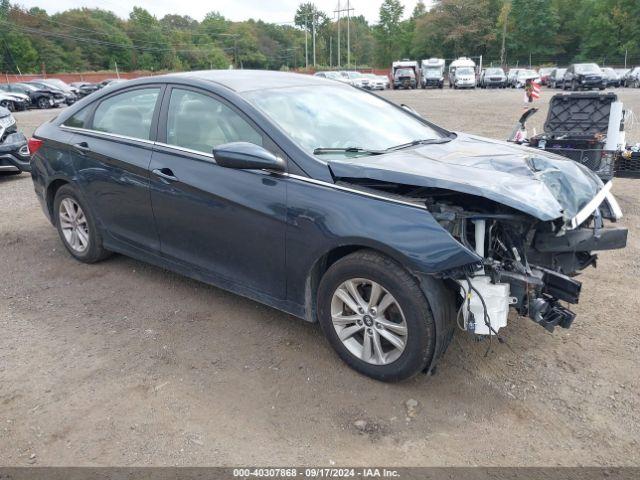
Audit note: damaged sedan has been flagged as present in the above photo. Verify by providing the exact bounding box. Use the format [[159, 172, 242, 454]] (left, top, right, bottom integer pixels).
[[29, 71, 627, 382]]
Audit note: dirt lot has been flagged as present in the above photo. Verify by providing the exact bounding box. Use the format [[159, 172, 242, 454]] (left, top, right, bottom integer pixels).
[[1, 88, 639, 467]]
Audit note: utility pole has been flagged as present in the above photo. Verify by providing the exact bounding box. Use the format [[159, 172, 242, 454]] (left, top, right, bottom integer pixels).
[[335, 0, 341, 68], [114, 61, 120, 79], [624, 49, 628, 69], [305, 23, 308, 69], [312, 14, 316, 67], [334, 0, 354, 69], [346, 0, 350, 68]]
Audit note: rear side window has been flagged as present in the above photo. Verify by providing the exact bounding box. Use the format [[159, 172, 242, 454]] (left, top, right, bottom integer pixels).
[[92, 88, 160, 140], [166, 88, 262, 155], [63, 107, 89, 128]]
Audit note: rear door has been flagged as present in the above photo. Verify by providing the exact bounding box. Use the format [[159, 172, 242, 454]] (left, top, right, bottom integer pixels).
[[148, 85, 287, 299], [64, 86, 163, 251]]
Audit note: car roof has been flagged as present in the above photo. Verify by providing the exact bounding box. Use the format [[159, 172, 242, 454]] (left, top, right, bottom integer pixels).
[[160, 70, 333, 93]]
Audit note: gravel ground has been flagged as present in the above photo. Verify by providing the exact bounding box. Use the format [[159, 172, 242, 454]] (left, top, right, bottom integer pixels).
[[1, 88, 639, 467]]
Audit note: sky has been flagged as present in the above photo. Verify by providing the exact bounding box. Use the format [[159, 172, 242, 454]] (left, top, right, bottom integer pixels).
[[15, 0, 429, 25]]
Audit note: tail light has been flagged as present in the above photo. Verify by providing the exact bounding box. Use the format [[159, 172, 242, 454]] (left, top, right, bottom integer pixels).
[[28, 137, 43, 155]]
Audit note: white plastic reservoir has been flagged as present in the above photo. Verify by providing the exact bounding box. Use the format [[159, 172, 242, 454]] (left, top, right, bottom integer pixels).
[[459, 276, 511, 335]]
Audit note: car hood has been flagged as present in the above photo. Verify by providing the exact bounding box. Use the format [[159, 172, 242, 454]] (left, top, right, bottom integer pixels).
[[327, 133, 604, 222]]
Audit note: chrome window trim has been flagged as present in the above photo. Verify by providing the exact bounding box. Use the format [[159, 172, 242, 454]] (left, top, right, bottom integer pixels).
[[60, 125, 155, 146], [282, 173, 427, 210], [154, 141, 215, 159]]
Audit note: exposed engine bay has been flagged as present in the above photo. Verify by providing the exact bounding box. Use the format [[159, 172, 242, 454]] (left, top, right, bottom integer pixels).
[[337, 178, 628, 336]]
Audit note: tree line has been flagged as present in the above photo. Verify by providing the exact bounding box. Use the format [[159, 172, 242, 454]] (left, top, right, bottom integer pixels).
[[1, 0, 640, 75]]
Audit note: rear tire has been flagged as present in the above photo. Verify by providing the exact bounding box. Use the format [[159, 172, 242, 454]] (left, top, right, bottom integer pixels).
[[317, 250, 448, 382], [53, 185, 111, 263]]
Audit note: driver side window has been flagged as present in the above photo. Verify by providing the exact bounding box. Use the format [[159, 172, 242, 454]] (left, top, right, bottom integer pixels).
[[166, 88, 263, 155]]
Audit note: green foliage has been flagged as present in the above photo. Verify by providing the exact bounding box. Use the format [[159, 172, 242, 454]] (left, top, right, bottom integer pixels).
[[375, 0, 405, 66], [2, 0, 640, 74]]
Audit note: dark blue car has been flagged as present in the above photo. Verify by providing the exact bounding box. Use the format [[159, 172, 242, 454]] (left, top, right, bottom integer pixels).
[[29, 71, 627, 381]]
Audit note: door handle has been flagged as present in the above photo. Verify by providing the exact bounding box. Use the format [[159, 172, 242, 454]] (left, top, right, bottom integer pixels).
[[152, 168, 178, 182], [73, 142, 91, 155]]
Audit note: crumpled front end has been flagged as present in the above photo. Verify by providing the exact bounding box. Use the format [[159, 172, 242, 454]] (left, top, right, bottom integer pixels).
[[327, 135, 627, 336], [423, 183, 626, 335]]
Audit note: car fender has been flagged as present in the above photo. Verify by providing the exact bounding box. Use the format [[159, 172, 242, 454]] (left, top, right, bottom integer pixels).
[[284, 174, 481, 310]]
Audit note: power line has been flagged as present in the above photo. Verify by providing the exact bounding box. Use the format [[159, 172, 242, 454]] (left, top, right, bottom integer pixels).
[[10, 9, 242, 50], [1, 20, 237, 54]]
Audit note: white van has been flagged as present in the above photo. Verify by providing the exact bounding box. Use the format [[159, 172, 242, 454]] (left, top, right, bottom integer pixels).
[[448, 57, 476, 89]]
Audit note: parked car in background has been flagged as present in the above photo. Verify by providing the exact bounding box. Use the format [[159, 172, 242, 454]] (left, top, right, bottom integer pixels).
[[451, 66, 476, 89], [70, 81, 99, 98], [362, 73, 388, 90], [507, 68, 525, 87], [0, 105, 29, 174], [392, 68, 417, 89], [341, 71, 370, 89], [548, 68, 567, 88], [36, 78, 80, 105], [601, 68, 621, 87], [28, 81, 77, 105], [479, 67, 507, 88], [391, 60, 420, 89], [513, 69, 540, 88], [420, 58, 445, 89], [0, 91, 30, 111], [538, 67, 554, 85], [29, 71, 626, 381], [448, 57, 475, 88], [0, 83, 63, 109], [563, 63, 605, 91], [622, 67, 640, 88]]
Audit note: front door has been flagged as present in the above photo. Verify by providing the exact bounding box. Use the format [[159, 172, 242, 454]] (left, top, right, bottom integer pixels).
[[148, 86, 287, 299]]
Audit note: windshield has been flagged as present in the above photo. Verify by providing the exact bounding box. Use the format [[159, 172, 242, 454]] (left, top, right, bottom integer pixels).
[[486, 68, 504, 75], [456, 67, 474, 75], [347, 71, 362, 79], [244, 85, 445, 158], [396, 69, 415, 77], [575, 64, 601, 74], [45, 79, 71, 91], [16, 83, 37, 91], [554, 69, 566, 77]]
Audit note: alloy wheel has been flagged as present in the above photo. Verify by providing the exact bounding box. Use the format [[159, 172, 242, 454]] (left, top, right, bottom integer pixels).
[[58, 197, 90, 253], [330, 278, 408, 365]]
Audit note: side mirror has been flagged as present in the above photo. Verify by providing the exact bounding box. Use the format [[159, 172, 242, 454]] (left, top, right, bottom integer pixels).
[[213, 142, 285, 172]]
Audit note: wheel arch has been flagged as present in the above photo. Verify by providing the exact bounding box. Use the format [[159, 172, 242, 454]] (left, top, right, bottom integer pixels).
[[303, 240, 447, 324], [46, 178, 70, 223]]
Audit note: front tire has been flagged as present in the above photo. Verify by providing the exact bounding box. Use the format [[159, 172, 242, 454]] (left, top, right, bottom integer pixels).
[[317, 250, 444, 382], [53, 185, 111, 263], [37, 97, 50, 109]]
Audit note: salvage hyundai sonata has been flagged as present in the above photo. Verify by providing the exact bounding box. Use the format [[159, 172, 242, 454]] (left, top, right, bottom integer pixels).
[[29, 71, 627, 382]]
